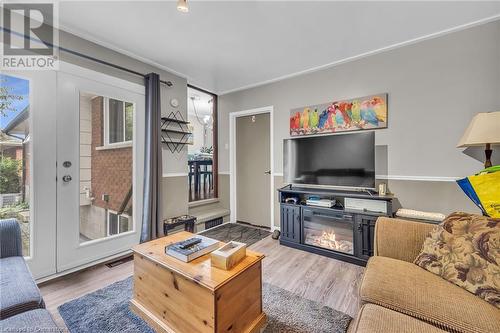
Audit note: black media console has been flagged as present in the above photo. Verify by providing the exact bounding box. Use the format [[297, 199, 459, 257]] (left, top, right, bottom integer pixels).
[[278, 185, 395, 266]]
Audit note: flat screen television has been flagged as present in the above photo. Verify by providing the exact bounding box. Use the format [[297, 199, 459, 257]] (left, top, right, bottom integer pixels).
[[283, 132, 375, 189]]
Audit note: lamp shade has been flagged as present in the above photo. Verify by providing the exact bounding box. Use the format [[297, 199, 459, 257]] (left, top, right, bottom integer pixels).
[[457, 111, 500, 147]]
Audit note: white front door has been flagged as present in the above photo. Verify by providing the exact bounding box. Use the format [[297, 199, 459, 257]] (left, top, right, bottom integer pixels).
[[1, 71, 57, 279], [56, 64, 145, 272]]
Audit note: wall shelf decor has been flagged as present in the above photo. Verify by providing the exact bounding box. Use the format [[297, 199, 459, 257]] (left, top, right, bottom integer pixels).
[[161, 111, 192, 153]]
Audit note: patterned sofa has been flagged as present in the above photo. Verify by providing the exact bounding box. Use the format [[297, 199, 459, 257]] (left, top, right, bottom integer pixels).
[[0, 219, 60, 332], [349, 217, 500, 333]]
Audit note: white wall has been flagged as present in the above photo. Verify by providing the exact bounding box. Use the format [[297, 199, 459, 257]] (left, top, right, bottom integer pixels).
[[218, 20, 500, 179]]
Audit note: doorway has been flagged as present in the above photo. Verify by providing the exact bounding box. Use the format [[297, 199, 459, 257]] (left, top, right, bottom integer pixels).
[[56, 63, 145, 272], [0, 64, 145, 280], [229, 107, 274, 229]]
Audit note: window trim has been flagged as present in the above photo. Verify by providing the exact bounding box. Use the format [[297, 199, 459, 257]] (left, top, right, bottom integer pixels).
[[103, 97, 135, 147], [107, 210, 131, 237]]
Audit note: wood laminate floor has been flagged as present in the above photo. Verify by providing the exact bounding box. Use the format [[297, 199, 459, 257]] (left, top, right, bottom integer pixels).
[[39, 235, 364, 330]]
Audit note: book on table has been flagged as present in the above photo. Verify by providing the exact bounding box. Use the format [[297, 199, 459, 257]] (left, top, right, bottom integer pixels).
[[165, 235, 219, 262]]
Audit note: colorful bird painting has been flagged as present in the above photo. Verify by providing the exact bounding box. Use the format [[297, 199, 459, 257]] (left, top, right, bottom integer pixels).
[[327, 105, 337, 129], [346, 102, 353, 120], [360, 100, 378, 126], [301, 108, 310, 129], [318, 109, 329, 129], [334, 104, 345, 127], [290, 112, 300, 130], [310, 108, 319, 128], [372, 96, 387, 123], [289, 94, 387, 136], [338, 102, 351, 127], [351, 100, 361, 123]]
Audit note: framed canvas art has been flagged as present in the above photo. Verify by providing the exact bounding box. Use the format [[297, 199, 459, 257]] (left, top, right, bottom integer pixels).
[[290, 93, 388, 136]]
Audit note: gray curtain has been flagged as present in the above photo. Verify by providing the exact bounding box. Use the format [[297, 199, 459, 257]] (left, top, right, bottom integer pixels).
[[141, 73, 163, 243]]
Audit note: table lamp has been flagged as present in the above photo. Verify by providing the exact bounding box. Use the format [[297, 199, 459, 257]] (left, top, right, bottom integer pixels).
[[457, 111, 500, 168]]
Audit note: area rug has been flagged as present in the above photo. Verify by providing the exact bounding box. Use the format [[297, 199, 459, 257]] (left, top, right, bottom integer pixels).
[[199, 222, 271, 246], [58, 277, 351, 333]]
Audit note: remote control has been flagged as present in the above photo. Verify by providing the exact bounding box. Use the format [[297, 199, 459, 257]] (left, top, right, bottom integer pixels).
[[178, 238, 202, 249]]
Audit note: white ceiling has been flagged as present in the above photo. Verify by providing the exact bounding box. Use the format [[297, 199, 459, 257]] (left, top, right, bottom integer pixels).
[[58, 1, 500, 94]]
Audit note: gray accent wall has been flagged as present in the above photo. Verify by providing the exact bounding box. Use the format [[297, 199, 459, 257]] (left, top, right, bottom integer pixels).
[[219, 21, 500, 220]]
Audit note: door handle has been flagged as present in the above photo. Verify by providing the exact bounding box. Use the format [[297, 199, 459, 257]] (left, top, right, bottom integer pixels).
[[62, 175, 72, 183], [264, 170, 271, 175]]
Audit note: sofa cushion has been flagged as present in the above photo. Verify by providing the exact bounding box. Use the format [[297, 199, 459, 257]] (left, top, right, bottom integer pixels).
[[0, 256, 45, 319], [0, 309, 60, 332], [360, 256, 500, 333], [349, 304, 446, 333], [414, 212, 500, 308], [0, 219, 23, 258]]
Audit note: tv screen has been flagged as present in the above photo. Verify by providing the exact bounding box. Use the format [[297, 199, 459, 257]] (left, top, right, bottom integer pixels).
[[283, 132, 375, 189]]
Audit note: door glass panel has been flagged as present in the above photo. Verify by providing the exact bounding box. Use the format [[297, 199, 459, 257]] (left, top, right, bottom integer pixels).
[[108, 213, 118, 236], [124, 102, 133, 141], [0, 74, 31, 257], [79, 92, 134, 244], [108, 98, 124, 144], [119, 215, 130, 233]]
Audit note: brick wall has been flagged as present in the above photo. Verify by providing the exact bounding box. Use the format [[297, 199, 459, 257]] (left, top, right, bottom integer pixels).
[[91, 96, 132, 213]]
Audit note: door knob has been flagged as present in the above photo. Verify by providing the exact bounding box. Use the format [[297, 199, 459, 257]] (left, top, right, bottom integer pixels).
[[264, 170, 271, 175], [62, 175, 72, 183]]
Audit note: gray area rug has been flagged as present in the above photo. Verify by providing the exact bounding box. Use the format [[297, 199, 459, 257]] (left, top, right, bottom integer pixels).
[[199, 222, 271, 246], [59, 277, 351, 333]]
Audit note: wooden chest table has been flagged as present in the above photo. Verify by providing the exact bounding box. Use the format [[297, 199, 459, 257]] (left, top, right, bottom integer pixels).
[[130, 231, 267, 333]]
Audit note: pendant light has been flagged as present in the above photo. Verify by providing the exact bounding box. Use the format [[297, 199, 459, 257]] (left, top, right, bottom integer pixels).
[[177, 0, 189, 13]]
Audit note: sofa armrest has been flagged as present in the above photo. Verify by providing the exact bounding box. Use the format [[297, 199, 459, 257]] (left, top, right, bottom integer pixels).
[[374, 217, 436, 263], [0, 219, 23, 258]]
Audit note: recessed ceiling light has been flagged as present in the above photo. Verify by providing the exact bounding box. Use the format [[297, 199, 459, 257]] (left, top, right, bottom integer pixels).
[[177, 0, 189, 13]]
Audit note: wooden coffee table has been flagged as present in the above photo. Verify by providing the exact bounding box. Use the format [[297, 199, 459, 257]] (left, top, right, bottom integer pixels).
[[130, 231, 267, 333]]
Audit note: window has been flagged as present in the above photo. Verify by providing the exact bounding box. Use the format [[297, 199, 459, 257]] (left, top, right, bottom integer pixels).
[[104, 97, 134, 145], [0, 74, 31, 257], [107, 211, 131, 236]]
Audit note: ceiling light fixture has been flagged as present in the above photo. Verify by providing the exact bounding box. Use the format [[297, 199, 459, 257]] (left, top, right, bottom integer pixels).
[[177, 0, 189, 13]]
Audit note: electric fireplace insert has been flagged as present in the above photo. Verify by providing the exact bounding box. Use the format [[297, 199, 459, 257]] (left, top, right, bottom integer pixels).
[[303, 208, 354, 255]]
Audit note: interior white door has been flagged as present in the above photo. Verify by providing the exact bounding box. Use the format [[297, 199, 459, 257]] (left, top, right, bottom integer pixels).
[[56, 63, 145, 272], [1, 70, 57, 279]]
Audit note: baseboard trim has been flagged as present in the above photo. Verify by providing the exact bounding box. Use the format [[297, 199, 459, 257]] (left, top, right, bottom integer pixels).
[[36, 250, 132, 284]]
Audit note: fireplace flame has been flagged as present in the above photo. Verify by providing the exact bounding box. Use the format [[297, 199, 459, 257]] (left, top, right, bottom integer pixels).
[[322, 230, 336, 243], [306, 229, 353, 254]]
